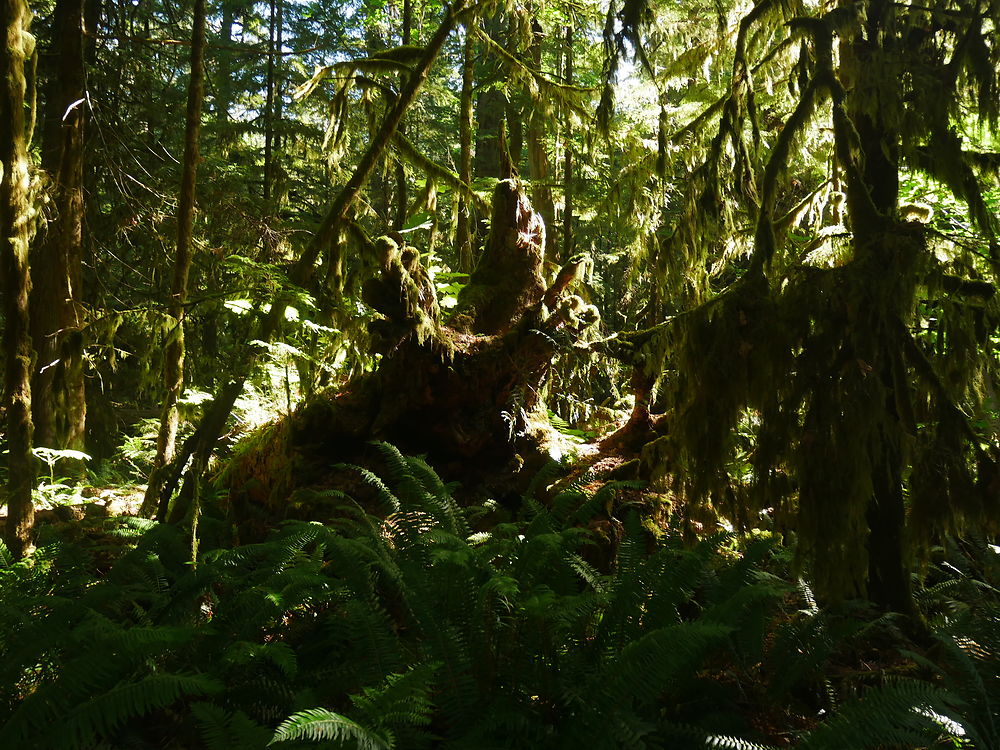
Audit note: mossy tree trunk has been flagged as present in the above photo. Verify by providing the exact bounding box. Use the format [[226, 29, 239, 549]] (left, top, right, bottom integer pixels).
[[525, 15, 556, 260], [222, 179, 597, 525], [455, 25, 475, 273], [561, 23, 574, 262], [215, 0, 236, 146], [844, 0, 914, 617], [263, 0, 282, 206], [30, 0, 87, 458], [1, 0, 37, 557], [473, 15, 505, 180], [141, 0, 207, 517], [392, 0, 412, 232], [611, 0, 977, 622]]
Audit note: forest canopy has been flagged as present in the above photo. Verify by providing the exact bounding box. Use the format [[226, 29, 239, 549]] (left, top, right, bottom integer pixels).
[[1, 0, 999, 744]]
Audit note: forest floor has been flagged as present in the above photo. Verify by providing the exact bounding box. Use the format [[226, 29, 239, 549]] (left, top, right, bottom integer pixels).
[[1, 420, 997, 749]]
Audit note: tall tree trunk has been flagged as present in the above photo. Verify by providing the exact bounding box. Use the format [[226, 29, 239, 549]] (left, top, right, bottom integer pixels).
[[203, 1, 237, 387], [216, 0, 235, 147], [141, 0, 207, 517], [561, 24, 574, 262], [263, 0, 278, 203], [392, 161, 408, 230], [274, 0, 283, 163], [393, 0, 412, 231], [424, 178, 439, 258], [456, 25, 475, 273], [157, 0, 474, 521], [506, 102, 523, 172], [473, 15, 505, 179], [1, 0, 37, 558], [525, 16, 556, 259], [31, 0, 87, 456], [855, 159, 913, 618], [842, 0, 914, 618], [866, 361, 914, 616]]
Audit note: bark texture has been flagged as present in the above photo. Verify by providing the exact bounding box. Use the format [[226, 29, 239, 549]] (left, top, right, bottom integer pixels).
[[526, 17, 556, 259], [1, 0, 37, 557], [473, 15, 505, 179], [561, 24, 574, 262], [142, 0, 207, 517], [31, 0, 86, 454], [221, 181, 594, 530], [844, 0, 915, 618]]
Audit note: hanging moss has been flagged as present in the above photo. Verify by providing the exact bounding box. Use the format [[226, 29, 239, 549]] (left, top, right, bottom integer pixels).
[[362, 235, 452, 356]]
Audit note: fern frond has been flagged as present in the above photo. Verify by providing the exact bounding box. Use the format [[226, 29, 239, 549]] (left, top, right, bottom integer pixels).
[[269, 707, 391, 748], [11, 673, 223, 749], [603, 622, 734, 705], [321, 597, 406, 686], [0, 541, 13, 569], [129, 520, 190, 568], [800, 679, 965, 750], [401, 453, 447, 497], [565, 552, 610, 595], [211, 587, 283, 637], [661, 721, 779, 750], [351, 661, 437, 730], [766, 611, 834, 701], [522, 459, 567, 503], [191, 702, 237, 750], [191, 702, 272, 750], [923, 621, 1000, 748], [105, 516, 159, 539], [550, 486, 588, 522], [702, 581, 787, 628], [205, 523, 322, 574], [589, 480, 647, 518], [333, 462, 401, 514], [223, 641, 299, 678], [370, 443, 427, 507]]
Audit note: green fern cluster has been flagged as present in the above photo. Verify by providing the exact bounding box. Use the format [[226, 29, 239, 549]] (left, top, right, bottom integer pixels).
[[0, 444, 996, 748], [762, 536, 1000, 750]]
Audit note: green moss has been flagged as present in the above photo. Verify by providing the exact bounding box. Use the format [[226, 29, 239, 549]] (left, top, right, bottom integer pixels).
[[216, 420, 295, 513]]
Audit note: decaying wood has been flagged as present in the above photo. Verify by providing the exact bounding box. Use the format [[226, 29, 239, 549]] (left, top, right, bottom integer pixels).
[[221, 180, 597, 526]]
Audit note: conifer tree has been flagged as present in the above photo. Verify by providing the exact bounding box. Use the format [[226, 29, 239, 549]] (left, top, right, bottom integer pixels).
[[621, 0, 1000, 614], [1, 0, 37, 557]]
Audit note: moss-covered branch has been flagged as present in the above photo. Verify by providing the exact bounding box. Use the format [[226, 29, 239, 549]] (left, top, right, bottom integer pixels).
[[391, 131, 489, 214]]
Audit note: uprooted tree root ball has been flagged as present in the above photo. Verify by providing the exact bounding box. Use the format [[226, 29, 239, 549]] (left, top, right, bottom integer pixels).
[[220, 180, 601, 526]]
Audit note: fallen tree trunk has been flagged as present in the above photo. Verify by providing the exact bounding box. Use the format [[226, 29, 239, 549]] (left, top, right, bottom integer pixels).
[[219, 180, 598, 526]]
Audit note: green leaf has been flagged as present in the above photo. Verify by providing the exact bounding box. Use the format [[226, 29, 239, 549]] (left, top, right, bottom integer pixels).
[[32, 447, 92, 463], [399, 211, 433, 233], [269, 708, 390, 748], [224, 299, 254, 315]]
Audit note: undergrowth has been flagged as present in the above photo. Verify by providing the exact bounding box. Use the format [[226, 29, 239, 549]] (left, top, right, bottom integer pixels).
[[0, 443, 996, 748]]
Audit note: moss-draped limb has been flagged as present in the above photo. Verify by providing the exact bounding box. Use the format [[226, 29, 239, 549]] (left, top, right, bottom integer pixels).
[[391, 131, 489, 214]]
